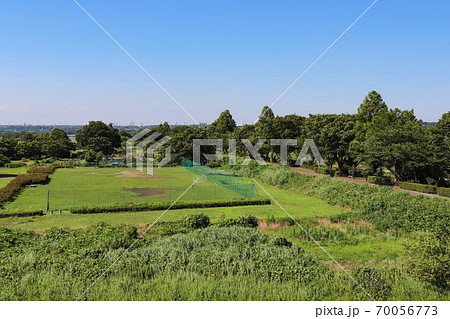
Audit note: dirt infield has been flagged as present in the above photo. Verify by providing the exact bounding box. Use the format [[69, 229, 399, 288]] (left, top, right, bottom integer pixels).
[[115, 170, 166, 178], [129, 188, 172, 197]]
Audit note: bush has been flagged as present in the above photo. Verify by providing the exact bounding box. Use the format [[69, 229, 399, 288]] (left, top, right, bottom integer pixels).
[[405, 230, 449, 289], [216, 215, 259, 228], [332, 170, 343, 177], [399, 182, 437, 194], [314, 167, 329, 175], [437, 187, 450, 198], [271, 236, 292, 247], [0, 154, 10, 167], [5, 162, 26, 168], [366, 175, 393, 185], [183, 213, 210, 229], [70, 199, 271, 214], [205, 161, 221, 168], [353, 268, 392, 300]]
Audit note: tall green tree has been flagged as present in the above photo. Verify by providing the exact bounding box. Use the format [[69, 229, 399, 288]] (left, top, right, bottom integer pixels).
[[76, 121, 121, 155]]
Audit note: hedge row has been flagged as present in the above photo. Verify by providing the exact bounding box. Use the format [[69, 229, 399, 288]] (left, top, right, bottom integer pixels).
[[70, 198, 271, 214], [399, 182, 437, 194], [437, 187, 450, 198], [366, 175, 393, 185], [27, 166, 59, 174], [0, 165, 59, 207], [0, 210, 44, 219]]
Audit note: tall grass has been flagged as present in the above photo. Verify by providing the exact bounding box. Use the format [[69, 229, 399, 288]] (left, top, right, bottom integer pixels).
[[0, 224, 446, 301]]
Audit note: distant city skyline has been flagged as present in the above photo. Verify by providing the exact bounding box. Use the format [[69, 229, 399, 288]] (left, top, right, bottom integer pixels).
[[1, 0, 449, 125]]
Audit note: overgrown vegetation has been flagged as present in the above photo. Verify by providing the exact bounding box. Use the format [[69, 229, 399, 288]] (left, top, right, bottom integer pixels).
[[0, 222, 444, 301]]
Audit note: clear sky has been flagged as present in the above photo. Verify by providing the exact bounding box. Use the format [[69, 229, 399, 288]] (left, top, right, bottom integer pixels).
[[0, 0, 449, 125]]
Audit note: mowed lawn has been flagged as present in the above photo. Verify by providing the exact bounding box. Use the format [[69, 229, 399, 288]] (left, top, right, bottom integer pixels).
[[1, 166, 342, 231], [2, 167, 240, 211], [0, 165, 30, 188]]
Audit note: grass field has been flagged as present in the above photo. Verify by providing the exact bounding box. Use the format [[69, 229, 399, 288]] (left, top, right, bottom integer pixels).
[[0, 165, 30, 188], [2, 167, 247, 212], [0, 166, 401, 267], [0, 165, 446, 300]]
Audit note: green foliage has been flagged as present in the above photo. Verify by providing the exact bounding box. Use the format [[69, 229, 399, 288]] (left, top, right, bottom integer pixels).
[[27, 166, 59, 175], [437, 187, 450, 198], [216, 215, 259, 228], [232, 163, 449, 234], [366, 175, 393, 185], [405, 230, 449, 289], [399, 182, 437, 194], [70, 199, 271, 214], [183, 213, 210, 229], [353, 268, 392, 300], [314, 167, 330, 175], [333, 170, 343, 177], [0, 209, 43, 219], [208, 110, 236, 135], [76, 121, 121, 155], [0, 154, 10, 167], [4, 162, 26, 168]]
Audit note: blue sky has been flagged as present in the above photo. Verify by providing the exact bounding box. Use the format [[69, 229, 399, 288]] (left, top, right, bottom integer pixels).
[[0, 0, 449, 125]]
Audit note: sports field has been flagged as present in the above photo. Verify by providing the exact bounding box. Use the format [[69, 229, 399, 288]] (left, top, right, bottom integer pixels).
[[2, 167, 247, 212]]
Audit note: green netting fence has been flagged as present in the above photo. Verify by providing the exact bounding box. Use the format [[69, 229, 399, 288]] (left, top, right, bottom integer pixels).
[[182, 158, 256, 198]]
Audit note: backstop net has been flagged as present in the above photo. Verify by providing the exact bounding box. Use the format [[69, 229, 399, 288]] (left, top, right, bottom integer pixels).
[[182, 158, 256, 198]]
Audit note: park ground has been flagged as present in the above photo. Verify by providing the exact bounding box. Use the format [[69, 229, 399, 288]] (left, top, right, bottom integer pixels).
[[0, 166, 404, 267]]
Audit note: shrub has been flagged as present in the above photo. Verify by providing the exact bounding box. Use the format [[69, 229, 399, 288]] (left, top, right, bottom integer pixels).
[[437, 187, 450, 198], [0, 154, 10, 167], [405, 230, 449, 289], [353, 268, 392, 300], [366, 175, 393, 185], [271, 236, 292, 247], [216, 215, 259, 228], [5, 162, 26, 168], [205, 161, 221, 168], [183, 213, 210, 229], [314, 167, 329, 175], [399, 182, 437, 194], [332, 170, 343, 177], [70, 199, 271, 214]]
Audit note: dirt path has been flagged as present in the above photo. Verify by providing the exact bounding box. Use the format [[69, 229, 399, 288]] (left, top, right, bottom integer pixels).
[[290, 166, 448, 199]]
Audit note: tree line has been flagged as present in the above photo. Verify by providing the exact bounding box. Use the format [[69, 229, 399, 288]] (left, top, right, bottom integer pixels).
[[0, 91, 448, 185]]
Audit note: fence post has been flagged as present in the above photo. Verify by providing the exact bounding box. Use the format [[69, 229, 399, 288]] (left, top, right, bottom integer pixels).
[[46, 190, 50, 212]]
